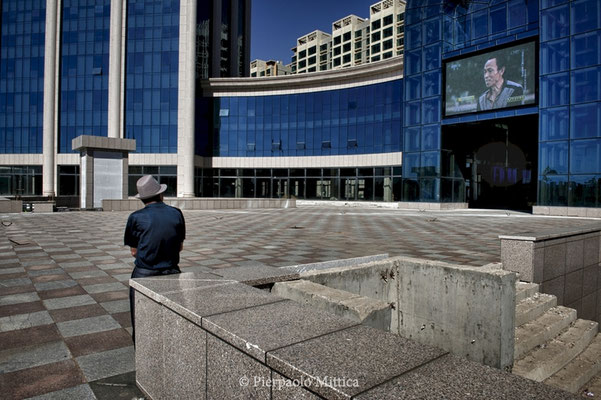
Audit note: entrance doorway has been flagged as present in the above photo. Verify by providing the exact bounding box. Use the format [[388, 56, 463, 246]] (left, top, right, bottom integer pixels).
[[442, 115, 538, 210]]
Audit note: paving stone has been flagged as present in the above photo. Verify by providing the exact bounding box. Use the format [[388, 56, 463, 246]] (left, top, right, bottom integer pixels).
[[2, 277, 33, 287], [76, 346, 135, 382], [0, 292, 40, 306], [0, 360, 86, 399], [88, 371, 143, 400], [76, 276, 117, 286], [48, 304, 108, 323], [0, 267, 25, 275], [85, 256, 117, 262], [38, 286, 87, 300], [99, 300, 129, 314], [43, 294, 96, 310], [65, 328, 133, 357], [90, 290, 129, 303], [82, 282, 126, 294], [96, 263, 130, 271], [56, 315, 121, 338], [26, 267, 60, 276], [0, 324, 62, 351], [30, 274, 70, 284], [58, 261, 94, 269], [0, 311, 54, 332], [0, 341, 72, 374], [68, 270, 108, 279], [51, 254, 83, 261], [26, 384, 96, 400], [109, 273, 131, 282], [0, 300, 45, 318], [33, 280, 78, 291]]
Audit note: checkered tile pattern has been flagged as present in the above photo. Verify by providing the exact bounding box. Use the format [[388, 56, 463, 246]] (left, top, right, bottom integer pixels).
[[0, 207, 595, 398]]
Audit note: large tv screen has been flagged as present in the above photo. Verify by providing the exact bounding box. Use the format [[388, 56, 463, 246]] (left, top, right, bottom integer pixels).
[[444, 41, 537, 117]]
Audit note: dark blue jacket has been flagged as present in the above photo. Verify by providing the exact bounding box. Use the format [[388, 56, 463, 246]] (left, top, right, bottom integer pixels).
[[124, 202, 185, 270]]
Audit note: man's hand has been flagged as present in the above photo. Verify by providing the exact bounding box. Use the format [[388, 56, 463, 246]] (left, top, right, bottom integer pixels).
[[130, 247, 137, 257]]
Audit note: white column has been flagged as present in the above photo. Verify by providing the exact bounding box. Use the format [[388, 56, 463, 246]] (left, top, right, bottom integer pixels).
[[177, 0, 197, 197], [42, 0, 58, 197], [107, 0, 123, 139]]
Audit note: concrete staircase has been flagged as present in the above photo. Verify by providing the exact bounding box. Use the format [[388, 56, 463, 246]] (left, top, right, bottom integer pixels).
[[513, 282, 601, 395]]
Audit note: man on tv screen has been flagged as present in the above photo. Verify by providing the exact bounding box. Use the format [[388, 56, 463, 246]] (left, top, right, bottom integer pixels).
[[477, 55, 524, 111]]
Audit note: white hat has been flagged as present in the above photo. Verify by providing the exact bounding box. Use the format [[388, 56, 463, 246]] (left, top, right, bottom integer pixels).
[[135, 175, 167, 199]]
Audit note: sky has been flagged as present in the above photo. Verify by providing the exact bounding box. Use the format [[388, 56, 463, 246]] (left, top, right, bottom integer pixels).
[[250, 0, 375, 64]]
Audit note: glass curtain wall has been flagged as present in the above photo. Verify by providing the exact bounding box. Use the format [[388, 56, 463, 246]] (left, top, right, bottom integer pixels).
[[193, 167, 402, 201], [0, 165, 42, 196], [59, 0, 110, 153], [213, 80, 402, 157], [124, 0, 179, 153], [538, 0, 601, 207], [0, 0, 46, 154], [128, 165, 177, 196]]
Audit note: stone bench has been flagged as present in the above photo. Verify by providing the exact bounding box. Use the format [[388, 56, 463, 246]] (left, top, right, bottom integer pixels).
[[131, 265, 576, 399]]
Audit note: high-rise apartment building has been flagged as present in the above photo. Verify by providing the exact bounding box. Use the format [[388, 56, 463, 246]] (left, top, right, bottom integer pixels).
[[368, 0, 405, 62], [250, 59, 291, 77], [291, 30, 332, 74], [331, 15, 369, 70], [287, 0, 405, 75]]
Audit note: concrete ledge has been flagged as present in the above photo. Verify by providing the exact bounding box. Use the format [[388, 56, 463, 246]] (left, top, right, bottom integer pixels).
[[499, 223, 601, 242], [0, 200, 22, 213], [281, 254, 389, 274], [72, 134, 136, 152], [297, 200, 402, 208], [398, 202, 469, 210], [31, 202, 54, 213], [272, 279, 392, 331], [102, 197, 296, 211], [533, 206, 601, 218], [301, 256, 516, 370]]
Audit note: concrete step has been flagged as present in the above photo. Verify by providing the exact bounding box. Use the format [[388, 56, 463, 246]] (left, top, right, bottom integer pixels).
[[513, 319, 598, 382], [544, 333, 601, 394], [515, 282, 540, 303], [515, 293, 557, 327], [514, 306, 577, 360]]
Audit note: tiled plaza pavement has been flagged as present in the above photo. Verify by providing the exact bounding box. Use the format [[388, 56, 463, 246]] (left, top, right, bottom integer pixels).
[[0, 205, 598, 399]]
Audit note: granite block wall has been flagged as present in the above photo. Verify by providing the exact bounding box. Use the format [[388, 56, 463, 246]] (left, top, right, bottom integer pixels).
[[131, 269, 572, 399], [500, 226, 601, 323]]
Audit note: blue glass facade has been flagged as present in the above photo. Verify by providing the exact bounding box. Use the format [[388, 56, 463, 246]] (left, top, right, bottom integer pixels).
[[0, 0, 46, 154], [124, 0, 179, 153], [212, 80, 403, 157], [404, 0, 601, 207], [539, 0, 601, 207], [59, 0, 110, 153]]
